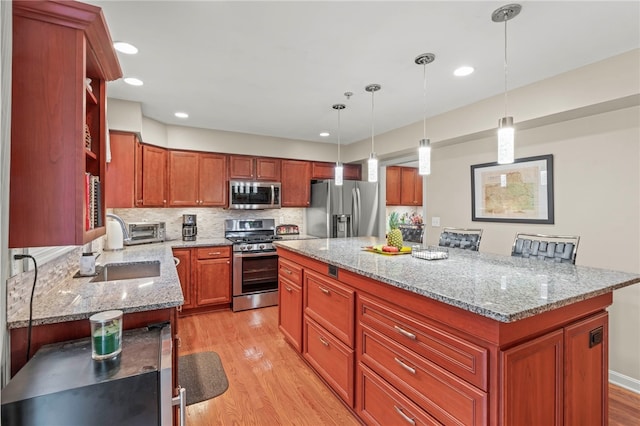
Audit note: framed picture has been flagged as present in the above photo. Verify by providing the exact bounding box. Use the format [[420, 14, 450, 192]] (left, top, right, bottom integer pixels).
[[471, 154, 554, 224]]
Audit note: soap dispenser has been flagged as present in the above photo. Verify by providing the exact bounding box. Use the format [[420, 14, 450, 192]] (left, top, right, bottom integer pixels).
[[79, 252, 97, 276]]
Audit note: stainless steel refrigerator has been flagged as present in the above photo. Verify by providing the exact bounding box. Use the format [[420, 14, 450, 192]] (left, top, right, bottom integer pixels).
[[307, 180, 380, 238]]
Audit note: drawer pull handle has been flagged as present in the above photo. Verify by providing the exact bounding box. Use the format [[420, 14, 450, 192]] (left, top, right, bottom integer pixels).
[[394, 406, 416, 425], [208, 252, 221, 256], [283, 269, 292, 275], [394, 325, 416, 340], [285, 286, 293, 292], [394, 357, 416, 375], [319, 337, 329, 347], [319, 287, 330, 295]]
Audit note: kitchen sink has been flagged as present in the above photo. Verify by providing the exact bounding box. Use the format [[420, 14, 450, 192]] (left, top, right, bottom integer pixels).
[[90, 261, 161, 283]]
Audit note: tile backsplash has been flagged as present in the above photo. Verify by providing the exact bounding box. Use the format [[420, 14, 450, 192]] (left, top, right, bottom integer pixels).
[[111, 207, 306, 240]]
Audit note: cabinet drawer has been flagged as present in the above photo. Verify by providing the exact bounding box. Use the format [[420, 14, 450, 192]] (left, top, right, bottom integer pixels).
[[304, 317, 354, 408], [196, 246, 231, 260], [358, 294, 487, 390], [360, 324, 487, 426], [358, 363, 441, 426], [304, 270, 355, 347], [278, 258, 302, 285]]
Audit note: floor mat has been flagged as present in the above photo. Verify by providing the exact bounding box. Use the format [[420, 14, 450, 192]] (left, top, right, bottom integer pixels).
[[178, 351, 229, 405]]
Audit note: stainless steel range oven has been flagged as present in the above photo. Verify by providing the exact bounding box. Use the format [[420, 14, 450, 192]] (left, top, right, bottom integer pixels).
[[225, 219, 280, 312]]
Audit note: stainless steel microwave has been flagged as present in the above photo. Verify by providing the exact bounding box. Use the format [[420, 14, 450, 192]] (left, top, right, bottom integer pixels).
[[229, 181, 281, 209]]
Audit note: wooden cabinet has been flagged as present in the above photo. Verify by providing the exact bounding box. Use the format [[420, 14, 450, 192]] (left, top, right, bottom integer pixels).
[[105, 131, 137, 208], [137, 144, 167, 207], [386, 166, 402, 205], [400, 167, 423, 206], [311, 162, 362, 181], [168, 151, 227, 207], [501, 329, 564, 425], [174, 246, 232, 315], [9, 1, 121, 248], [229, 155, 280, 181], [386, 166, 422, 206], [172, 248, 193, 311], [281, 159, 311, 207], [194, 247, 232, 307], [278, 258, 303, 352]]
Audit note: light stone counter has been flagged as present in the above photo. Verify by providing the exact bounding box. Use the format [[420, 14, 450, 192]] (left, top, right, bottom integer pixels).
[[7, 239, 232, 329], [274, 237, 640, 322]]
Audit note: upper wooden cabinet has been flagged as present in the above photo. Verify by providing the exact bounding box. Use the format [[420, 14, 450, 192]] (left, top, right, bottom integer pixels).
[[137, 144, 167, 207], [281, 160, 311, 207], [9, 1, 122, 248], [229, 155, 280, 181], [105, 131, 137, 208], [168, 151, 227, 207], [386, 166, 422, 206], [400, 167, 423, 206], [311, 162, 362, 181]]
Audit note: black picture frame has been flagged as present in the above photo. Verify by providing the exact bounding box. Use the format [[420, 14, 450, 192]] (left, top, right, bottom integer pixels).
[[471, 154, 554, 224]]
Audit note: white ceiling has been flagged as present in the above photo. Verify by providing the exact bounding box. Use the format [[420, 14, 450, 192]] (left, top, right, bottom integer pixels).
[[87, 1, 640, 145]]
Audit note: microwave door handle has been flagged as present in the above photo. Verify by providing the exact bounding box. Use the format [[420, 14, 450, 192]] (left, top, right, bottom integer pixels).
[[271, 184, 275, 206]]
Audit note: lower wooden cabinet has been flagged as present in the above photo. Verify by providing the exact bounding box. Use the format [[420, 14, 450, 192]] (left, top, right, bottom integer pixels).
[[173, 246, 232, 314], [304, 316, 355, 408], [357, 363, 440, 426], [278, 258, 304, 352]]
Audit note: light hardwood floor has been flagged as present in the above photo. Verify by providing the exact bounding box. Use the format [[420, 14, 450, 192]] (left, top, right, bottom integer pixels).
[[179, 307, 640, 426]]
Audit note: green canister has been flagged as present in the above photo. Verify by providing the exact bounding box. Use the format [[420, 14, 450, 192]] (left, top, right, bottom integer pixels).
[[89, 310, 123, 360]]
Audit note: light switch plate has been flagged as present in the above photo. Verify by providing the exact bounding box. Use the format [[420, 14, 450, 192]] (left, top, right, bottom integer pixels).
[[431, 216, 440, 227]]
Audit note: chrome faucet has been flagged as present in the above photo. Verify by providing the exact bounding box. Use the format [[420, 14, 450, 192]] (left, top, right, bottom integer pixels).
[[106, 213, 132, 243]]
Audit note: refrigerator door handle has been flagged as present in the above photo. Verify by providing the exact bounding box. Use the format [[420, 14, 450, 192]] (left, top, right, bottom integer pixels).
[[353, 187, 360, 236]]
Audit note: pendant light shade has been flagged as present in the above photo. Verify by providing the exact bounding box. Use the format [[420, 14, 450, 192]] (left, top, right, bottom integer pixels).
[[419, 138, 431, 175], [365, 84, 381, 183], [492, 3, 521, 165], [415, 53, 435, 175], [332, 103, 346, 186]]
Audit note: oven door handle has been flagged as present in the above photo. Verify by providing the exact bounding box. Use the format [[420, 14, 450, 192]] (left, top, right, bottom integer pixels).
[[234, 251, 277, 258]]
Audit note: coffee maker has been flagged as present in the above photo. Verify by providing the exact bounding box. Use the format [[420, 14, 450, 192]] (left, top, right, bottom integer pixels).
[[182, 214, 197, 241]]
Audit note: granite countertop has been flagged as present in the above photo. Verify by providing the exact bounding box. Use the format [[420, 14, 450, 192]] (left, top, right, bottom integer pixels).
[[7, 238, 232, 329], [274, 237, 640, 323]]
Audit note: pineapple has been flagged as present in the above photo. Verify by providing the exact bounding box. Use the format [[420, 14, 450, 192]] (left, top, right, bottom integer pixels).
[[387, 212, 404, 250]]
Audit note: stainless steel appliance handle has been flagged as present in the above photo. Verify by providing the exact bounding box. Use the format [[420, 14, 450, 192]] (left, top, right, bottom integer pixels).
[[271, 184, 275, 206], [172, 387, 186, 426], [353, 187, 360, 236], [235, 250, 278, 258]]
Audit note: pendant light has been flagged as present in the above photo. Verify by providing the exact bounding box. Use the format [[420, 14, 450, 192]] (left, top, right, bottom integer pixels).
[[492, 3, 521, 164], [415, 53, 435, 175], [365, 83, 381, 183], [332, 103, 346, 186]]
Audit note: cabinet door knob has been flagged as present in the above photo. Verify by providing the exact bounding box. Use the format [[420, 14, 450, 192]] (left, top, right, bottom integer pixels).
[[285, 286, 293, 292]]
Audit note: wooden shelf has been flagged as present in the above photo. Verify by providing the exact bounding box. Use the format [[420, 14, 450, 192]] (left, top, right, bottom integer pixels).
[[85, 86, 98, 105], [85, 149, 97, 160]]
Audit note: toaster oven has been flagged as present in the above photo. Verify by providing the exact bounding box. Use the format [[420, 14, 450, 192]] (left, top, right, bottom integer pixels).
[[126, 222, 166, 245]]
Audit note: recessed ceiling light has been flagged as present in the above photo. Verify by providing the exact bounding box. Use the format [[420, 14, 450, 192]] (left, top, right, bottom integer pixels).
[[320, 132, 330, 137], [114, 41, 138, 55], [123, 77, 143, 86], [454, 66, 474, 77], [175, 112, 189, 119]]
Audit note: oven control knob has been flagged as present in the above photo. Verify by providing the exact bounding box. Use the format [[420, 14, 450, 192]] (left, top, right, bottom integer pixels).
[[240, 244, 248, 251], [259, 243, 266, 250]]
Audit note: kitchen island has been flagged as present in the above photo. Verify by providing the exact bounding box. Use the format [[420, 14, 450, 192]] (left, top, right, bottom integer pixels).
[[275, 237, 640, 426]]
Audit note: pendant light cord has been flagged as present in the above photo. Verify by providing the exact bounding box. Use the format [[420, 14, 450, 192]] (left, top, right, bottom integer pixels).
[[503, 15, 509, 118], [370, 89, 375, 153], [337, 107, 341, 163], [423, 61, 427, 139]]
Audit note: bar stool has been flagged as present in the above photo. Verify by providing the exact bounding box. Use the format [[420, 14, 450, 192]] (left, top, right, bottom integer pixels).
[[438, 227, 483, 251], [511, 233, 580, 264]]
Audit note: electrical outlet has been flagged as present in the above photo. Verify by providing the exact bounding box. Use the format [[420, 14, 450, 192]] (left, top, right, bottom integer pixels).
[[431, 216, 440, 227]]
